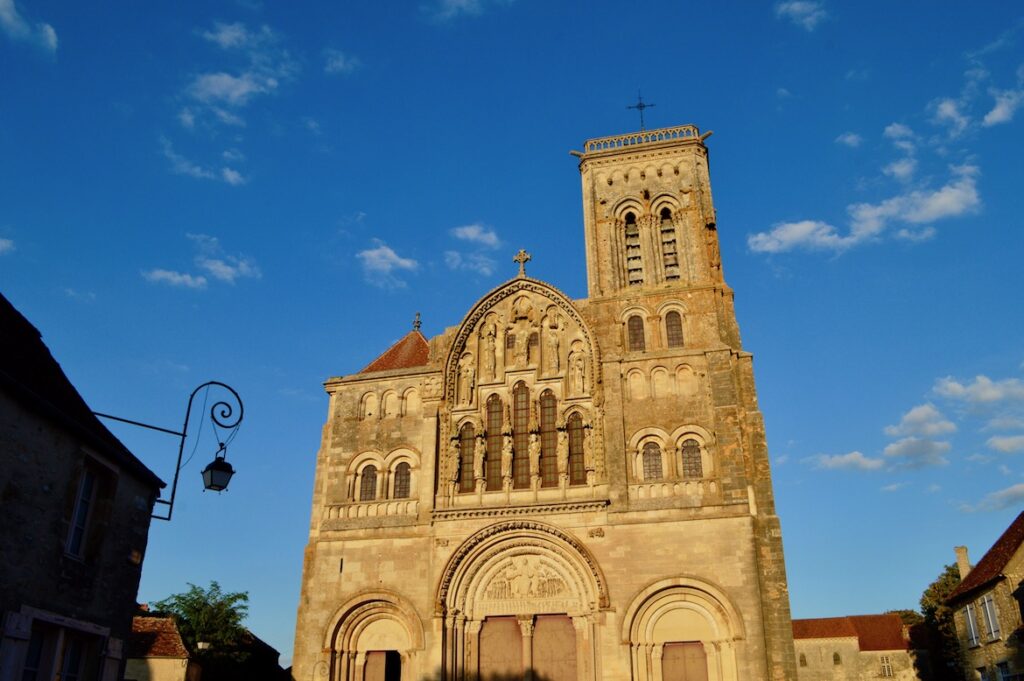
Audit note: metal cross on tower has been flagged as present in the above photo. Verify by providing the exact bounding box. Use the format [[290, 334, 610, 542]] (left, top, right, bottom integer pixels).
[[627, 91, 656, 131], [513, 249, 531, 277]]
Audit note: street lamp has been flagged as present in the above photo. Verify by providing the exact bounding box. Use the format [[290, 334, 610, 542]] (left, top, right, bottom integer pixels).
[[94, 381, 244, 521]]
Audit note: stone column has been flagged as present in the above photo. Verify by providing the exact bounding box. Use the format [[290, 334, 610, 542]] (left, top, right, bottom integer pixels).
[[651, 644, 664, 681], [571, 616, 589, 681], [464, 620, 481, 679], [644, 643, 655, 681], [353, 652, 366, 681], [707, 641, 723, 681], [454, 616, 466, 681], [518, 616, 535, 680]]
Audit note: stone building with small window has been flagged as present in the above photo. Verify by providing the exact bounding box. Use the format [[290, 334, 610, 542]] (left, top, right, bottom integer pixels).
[[792, 614, 923, 681], [0, 293, 164, 681], [947, 511, 1024, 681], [292, 125, 798, 680]]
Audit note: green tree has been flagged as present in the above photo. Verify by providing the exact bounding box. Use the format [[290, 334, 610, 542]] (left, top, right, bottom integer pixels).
[[150, 581, 249, 652], [919, 564, 966, 681], [886, 608, 925, 627]]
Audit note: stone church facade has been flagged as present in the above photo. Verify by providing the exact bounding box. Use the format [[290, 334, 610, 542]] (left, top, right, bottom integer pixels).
[[293, 125, 798, 681]]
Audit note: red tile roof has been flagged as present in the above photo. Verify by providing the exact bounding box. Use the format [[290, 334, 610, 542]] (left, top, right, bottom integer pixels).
[[359, 330, 430, 373], [948, 510, 1024, 602], [128, 616, 189, 658], [793, 614, 908, 651]]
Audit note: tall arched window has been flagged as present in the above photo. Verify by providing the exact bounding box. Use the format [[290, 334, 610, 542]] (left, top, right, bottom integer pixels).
[[624, 212, 643, 285], [458, 424, 475, 493], [681, 438, 703, 478], [359, 466, 377, 501], [627, 315, 646, 352], [642, 443, 663, 481], [665, 310, 684, 348], [567, 412, 585, 486], [393, 462, 411, 499], [540, 391, 558, 487], [486, 395, 503, 491], [660, 207, 680, 281], [513, 383, 530, 489]]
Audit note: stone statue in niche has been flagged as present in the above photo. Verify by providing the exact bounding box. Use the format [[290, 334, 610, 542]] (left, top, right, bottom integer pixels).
[[513, 328, 530, 367], [501, 434, 514, 486], [448, 438, 460, 494], [557, 427, 569, 482], [528, 431, 541, 483], [544, 313, 561, 374], [473, 436, 486, 485], [458, 354, 476, 405], [480, 321, 497, 380], [569, 352, 586, 395]]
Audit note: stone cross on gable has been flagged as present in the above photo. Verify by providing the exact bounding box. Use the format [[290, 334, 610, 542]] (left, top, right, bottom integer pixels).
[[513, 249, 531, 277], [413, 312, 421, 331]]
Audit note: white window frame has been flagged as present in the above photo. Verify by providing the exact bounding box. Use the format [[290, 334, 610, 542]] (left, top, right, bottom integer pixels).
[[65, 469, 97, 558], [880, 654, 893, 677], [965, 602, 981, 647], [980, 593, 1001, 641]]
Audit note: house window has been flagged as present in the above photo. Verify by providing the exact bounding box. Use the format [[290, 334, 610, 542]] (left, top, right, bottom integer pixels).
[[978, 667, 990, 681], [965, 602, 981, 647], [540, 392, 558, 487], [627, 315, 645, 352], [880, 655, 893, 677], [568, 412, 586, 486], [359, 466, 377, 501], [393, 462, 411, 499], [681, 438, 703, 478], [21, 626, 46, 681], [624, 212, 643, 285], [642, 442, 663, 481], [665, 310, 684, 348], [833, 652, 841, 665], [996, 662, 1011, 681], [799, 653, 807, 667], [459, 424, 475, 493], [980, 593, 1001, 640], [512, 383, 530, 489], [486, 395, 503, 491], [659, 207, 679, 281], [66, 469, 97, 557]]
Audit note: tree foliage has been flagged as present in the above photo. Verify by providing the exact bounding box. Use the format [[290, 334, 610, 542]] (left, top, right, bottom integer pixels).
[[919, 564, 966, 681], [151, 580, 249, 651]]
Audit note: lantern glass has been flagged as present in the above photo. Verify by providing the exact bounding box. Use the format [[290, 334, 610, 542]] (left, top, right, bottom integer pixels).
[[202, 456, 235, 492]]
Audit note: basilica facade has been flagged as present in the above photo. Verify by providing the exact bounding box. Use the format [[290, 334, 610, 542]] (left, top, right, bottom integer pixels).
[[292, 125, 798, 681]]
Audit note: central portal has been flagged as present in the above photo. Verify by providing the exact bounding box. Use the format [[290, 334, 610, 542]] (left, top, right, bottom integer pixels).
[[477, 615, 577, 681]]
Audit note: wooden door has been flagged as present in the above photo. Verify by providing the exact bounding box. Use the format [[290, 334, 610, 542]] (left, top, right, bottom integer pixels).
[[662, 642, 708, 681]]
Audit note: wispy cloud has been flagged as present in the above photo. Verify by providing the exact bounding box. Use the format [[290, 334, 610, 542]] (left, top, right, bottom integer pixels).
[[444, 250, 496, 276], [0, 237, 14, 255], [884, 403, 956, 438], [427, 0, 512, 22], [451, 223, 500, 248], [143, 234, 260, 289], [935, 375, 1024, 404], [834, 132, 862, 148], [930, 97, 971, 138], [883, 157, 917, 182], [141, 269, 208, 289], [883, 437, 951, 468], [324, 48, 360, 75], [357, 239, 418, 288], [774, 1, 826, 31], [62, 287, 96, 302], [987, 435, 1024, 454], [806, 451, 884, 471], [962, 482, 1024, 512], [881, 482, 908, 493], [0, 0, 57, 53], [160, 137, 246, 186]]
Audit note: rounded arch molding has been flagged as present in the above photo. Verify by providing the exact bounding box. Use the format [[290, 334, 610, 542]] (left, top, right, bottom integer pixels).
[[323, 589, 425, 651], [435, 520, 610, 616]]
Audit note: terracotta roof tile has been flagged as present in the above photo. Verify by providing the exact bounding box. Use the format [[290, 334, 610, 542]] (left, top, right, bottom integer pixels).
[[949, 510, 1024, 602], [128, 616, 189, 658], [793, 614, 908, 651], [360, 330, 430, 374]]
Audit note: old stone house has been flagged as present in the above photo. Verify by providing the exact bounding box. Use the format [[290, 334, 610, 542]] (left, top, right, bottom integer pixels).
[[947, 511, 1024, 680], [792, 614, 923, 681], [124, 615, 200, 681], [292, 124, 798, 681], [0, 293, 164, 681]]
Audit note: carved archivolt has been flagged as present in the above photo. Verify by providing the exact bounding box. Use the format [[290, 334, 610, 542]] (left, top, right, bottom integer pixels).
[[435, 520, 609, 617]]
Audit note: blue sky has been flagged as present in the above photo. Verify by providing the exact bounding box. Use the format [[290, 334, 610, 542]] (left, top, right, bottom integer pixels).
[[2, 0, 1023, 664]]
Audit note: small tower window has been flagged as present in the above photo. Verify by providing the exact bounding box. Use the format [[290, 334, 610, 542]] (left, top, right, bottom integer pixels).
[[486, 395, 503, 491], [627, 315, 646, 352], [513, 383, 530, 489], [681, 438, 703, 479], [568, 412, 586, 486], [393, 462, 411, 499], [642, 442, 663, 481], [624, 212, 643, 285], [665, 310, 684, 348], [660, 207, 680, 281], [360, 466, 377, 501], [540, 391, 558, 487], [459, 424, 475, 493], [833, 652, 842, 666]]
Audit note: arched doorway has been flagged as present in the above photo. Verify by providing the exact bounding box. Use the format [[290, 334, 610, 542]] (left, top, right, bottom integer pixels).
[[323, 591, 424, 681]]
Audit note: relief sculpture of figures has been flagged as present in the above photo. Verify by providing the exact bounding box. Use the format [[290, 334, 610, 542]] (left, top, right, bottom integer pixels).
[[528, 431, 541, 480], [557, 428, 569, 481], [501, 435, 514, 483], [448, 438, 460, 494], [514, 327, 529, 367], [458, 354, 476, 405], [570, 352, 586, 395], [545, 326, 560, 373], [473, 436, 486, 484], [480, 322, 497, 380]]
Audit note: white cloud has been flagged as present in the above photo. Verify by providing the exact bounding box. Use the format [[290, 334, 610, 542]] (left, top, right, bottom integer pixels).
[[63, 288, 96, 302], [883, 437, 951, 468], [884, 403, 957, 438], [931, 97, 970, 137], [774, 1, 826, 31], [303, 117, 322, 135], [211, 107, 246, 127], [776, 87, 792, 99], [186, 233, 260, 283], [983, 88, 1024, 126], [221, 167, 246, 185], [883, 122, 914, 140], [894, 226, 936, 242], [178, 108, 196, 129], [963, 483, 1024, 512], [160, 137, 216, 180], [201, 22, 256, 49], [834, 132, 862, 148], [987, 435, 1024, 453], [0, 0, 57, 52], [324, 48, 360, 75], [935, 375, 1024, 404], [222, 148, 246, 163], [189, 71, 275, 106], [881, 482, 908, 493], [430, 0, 489, 20], [883, 157, 917, 182], [0, 238, 14, 254], [141, 269, 208, 289], [986, 416, 1024, 431], [357, 239, 418, 287], [807, 451, 885, 471], [747, 220, 846, 253], [451, 223, 500, 248], [445, 250, 497, 276]]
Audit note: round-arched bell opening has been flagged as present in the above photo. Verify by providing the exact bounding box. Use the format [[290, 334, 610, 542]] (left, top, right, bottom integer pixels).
[[202, 451, 235, 492]]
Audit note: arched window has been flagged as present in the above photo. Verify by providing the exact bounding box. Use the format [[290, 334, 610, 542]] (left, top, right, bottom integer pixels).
[[540, 391, 558, 487], [393, 462, 411, 499], [833, 652, 842, 665], [660, 207, 680, 281], [642, 442, 663, 481], [458, 424, 475, 493], [359, 466, 377, 501], [681, 438, 703, 479], [528, 333, 539, 365], [627, 315, 645, 352], [624, 212, 643, 285], [512, 383, 530, 489], [568, 412, 586, 485], [799, 653, 807, 667], [665, 310, 684, 348], [485, 395, 502, 491]]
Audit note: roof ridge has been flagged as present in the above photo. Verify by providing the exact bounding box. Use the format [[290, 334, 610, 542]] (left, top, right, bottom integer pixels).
[[948, 510, 1024, 601]]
